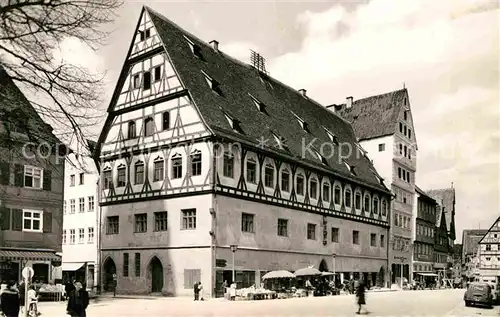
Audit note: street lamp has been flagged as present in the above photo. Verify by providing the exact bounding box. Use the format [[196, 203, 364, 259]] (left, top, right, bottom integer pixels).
[[230, 244, 238, 283]]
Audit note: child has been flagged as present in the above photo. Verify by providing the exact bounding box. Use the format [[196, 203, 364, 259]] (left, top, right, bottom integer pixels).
[[27, 285, 39, 316]]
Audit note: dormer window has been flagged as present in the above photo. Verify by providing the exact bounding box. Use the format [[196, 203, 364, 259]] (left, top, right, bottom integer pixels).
[[292, 112, 309, 132], [343, 160, 356, 176], [223, 113, 243, 134], [271, 131, 288, 151], [184, 36, 203, 59], [323, 127, 339, 145], [249, 94, 266, 113], [202, 71, 222, 95]]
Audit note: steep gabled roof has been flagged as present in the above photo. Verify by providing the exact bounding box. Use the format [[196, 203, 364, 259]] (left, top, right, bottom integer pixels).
[[415, 185, 436, 202], [462, 229, 488, 255], [335, 89, 408, 141], [95, 6, 390, 194], [478, 215, 500, 244], [0, 66, 62, 147], [427, 187, 456, 239]]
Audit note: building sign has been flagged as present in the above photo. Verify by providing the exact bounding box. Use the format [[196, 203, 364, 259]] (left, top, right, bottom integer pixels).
[[215, 259, 227, 268]]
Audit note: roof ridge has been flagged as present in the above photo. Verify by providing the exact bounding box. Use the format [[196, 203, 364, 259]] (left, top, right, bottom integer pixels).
[[353, 88, 407, 104]]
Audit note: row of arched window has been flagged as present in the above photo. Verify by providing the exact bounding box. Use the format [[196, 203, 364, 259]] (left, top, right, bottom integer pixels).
[[102, 150, 202, 189]]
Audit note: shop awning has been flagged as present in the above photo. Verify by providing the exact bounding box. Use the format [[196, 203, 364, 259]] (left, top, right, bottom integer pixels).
[[418, 273, 438, 277], [61, 262, 86, 271], [0, 249, 61, 262]]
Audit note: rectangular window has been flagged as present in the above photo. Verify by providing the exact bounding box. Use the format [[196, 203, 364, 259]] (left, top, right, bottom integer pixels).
[[154, 211, 168, 231], [296, 175, 304, 195], [135, 253, 141, 277], [380, 235, 385, 247], [145, 28, 150, 38], [117, 167, 126, 187], [70, 174, 75, 186], [408, 129, 412, 139], [264, 165, 274, 188], [172, 157, 182, 179], [399, 122, 403, 133], [123, 253, 129, 277], [352, 230, 360, 245], [281, 170, 290, 192], [162, 112, 170, 130], [223, 152, 234, 178], [307, 223, 316, 240], [88, 227, 94, 243], [88, 196, 95, 212], [103, 170, 112, 189], [378, 143, 385, 152], [79, 173, 84, 185], [370, 233, 376, 247], [334, 186, 341, 204], [106, 216, 119, 235], [277, 218, 288, 237], [22, 210, 43, 232], [143, 71, 151, 90], [133, 74, 140, 89], [404, 111, 408, 121], [62, 230, 67, 244], [241, 213, 254, 233], [79, 197, 85, 213], [355, 193, 361, 210], [24, 166, 42, 189], [135, 163, 144, 184], [184, 269, 201, 289], [69, 229, 75, 244], [322, 183, 330, 201], [398, 167, 402, 179], [246, 160, 256, 184], [78, 228, 84, 243], [153, 161, 164, 182], [331, 227, 339, 243], [182, 209, 196, 230], [309, 180, 317, 199], [486, 244, 491, 251], [63, 201, 67, 214], [134, 213, 147, 233], [191, 153, 202, 176], [154, 66, 161, 82]]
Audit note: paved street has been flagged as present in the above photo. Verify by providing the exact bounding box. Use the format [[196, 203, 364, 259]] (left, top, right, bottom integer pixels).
[[38, 289, 499, 317]]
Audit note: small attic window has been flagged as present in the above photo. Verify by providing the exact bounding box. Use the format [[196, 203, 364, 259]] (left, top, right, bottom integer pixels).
[[138, 30, 145, 42], [271, 131, 289, 151], [249, 94, 266, 113], [184, 36, 203, 59], [323, 127, 339, 145], [343, 160, 356, 176], [292, 112, 309, 132], [201, 71, 222, 95], [224, 113, 243, 134]]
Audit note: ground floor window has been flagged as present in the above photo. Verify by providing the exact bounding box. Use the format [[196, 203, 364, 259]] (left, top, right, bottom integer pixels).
[[33, 263, 49, 283], [0, 261, 20, 282]]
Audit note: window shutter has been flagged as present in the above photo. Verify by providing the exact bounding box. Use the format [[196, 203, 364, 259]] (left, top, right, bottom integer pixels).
[[43, 210, 52, 233], [0, 207, 11, 230], [0, 162, 10, 185], [12, 209, 23, 231], [43, 169, 52, 191], [14, 164, 23, 187]]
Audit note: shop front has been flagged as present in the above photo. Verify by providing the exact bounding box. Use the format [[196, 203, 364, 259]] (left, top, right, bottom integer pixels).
[[0, 248, 61, 283]]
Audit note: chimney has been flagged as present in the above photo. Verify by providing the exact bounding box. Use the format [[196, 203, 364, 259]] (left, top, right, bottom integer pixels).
[[299, 89, 307, 97], [346, 96, 353, 108], [209, 40, 219, 52]]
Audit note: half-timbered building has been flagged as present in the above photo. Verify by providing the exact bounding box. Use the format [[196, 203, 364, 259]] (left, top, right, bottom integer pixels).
[[477, 216, 500, 287], [94, 6, 393, 297]]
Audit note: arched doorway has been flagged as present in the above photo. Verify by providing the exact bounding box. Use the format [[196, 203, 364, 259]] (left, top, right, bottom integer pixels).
[[102, 257, 116, 292], [149, 256, 163, 293], [319, 259, 329, 272]]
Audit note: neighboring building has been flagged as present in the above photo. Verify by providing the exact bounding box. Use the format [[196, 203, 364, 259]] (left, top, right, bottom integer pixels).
[[477, 216, 500, 286], [0, 66, 64, 283], [61, 139, 99, 289], [452, 244, 463, 280], [93, 6, 393, 297], [412, 186, 438, 284], [428, 187, 456, 246], [462, 229, 488, 279], [334, 89, 417, 284], [434, 204, 452, 283]]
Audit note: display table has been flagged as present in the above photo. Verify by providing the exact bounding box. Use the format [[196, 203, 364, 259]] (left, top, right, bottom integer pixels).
[[37, 290, 63, 301], [246, 291, 277, 300]]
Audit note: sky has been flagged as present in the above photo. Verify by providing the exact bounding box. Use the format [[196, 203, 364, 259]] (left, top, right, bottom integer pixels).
[[59, 0, 499, 242]]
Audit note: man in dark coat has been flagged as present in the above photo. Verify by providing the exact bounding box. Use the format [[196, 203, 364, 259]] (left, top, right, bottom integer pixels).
[[193, 282, 199, 301], [355, 278, 366, 315], [0, 281, 20, 317], [65, 280, 76, 300], [66, 282, 89, 317]]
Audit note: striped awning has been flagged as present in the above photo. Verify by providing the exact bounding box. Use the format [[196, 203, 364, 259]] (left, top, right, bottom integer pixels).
[[0, 249, 61, 262]]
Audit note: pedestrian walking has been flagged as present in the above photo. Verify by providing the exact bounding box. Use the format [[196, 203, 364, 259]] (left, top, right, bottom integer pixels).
[[355, 278, 366, 315], [66, 282, 89, 317], [193, 282, 199, 301], [198, 282, 204, 301], [0, 281, 20, 317]]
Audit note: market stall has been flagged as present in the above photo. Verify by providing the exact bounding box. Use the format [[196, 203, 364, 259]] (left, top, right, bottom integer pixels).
[[262, 270, 295, 299], [37, 283, 64, 301]]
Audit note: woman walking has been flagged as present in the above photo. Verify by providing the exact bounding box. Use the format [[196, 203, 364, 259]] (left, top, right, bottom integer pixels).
[[355, 278, 366, 315], [66, 282, 89, 317]]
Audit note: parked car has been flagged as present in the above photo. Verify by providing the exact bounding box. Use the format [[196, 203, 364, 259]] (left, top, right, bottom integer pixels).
[[464, 282, 493, 308]]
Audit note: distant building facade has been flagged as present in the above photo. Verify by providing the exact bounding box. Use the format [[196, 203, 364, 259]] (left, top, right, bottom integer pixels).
[[452, 244, 463, 280], [335, 89, 417, 285], [434, 204, 452, 283], [412, 186, 438, 283], [462, 229, 488, 279], [61, 140, 99, 289], [0, 66, 64, 283], [477, 216, 500, 286], [93, 6, 393, 297]]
